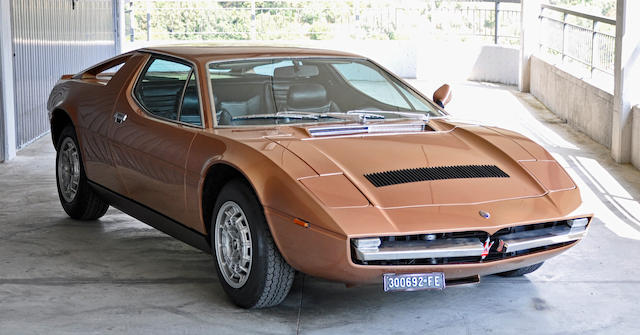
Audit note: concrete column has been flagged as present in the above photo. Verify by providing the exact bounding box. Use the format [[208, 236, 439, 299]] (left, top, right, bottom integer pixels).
[[611, 0, 640, 163], [519, 0, 541, 92], [0, 0, 16, 162]]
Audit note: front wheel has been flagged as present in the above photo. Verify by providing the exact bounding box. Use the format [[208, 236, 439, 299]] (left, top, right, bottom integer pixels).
[[211, 179, 294, 308], [55, 125, 109, 220]]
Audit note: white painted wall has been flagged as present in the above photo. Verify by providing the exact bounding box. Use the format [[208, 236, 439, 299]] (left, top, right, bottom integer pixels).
[[631, 106, 640, 169], [612, 0, 640, 163], [530, 55, 614, 148], [519, 0, 541, 92], [467, 45, 520, 85], [0, 0, 16, 162]]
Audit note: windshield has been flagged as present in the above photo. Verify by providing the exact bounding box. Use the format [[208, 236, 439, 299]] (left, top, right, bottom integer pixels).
[[209, 57, 444, 126]]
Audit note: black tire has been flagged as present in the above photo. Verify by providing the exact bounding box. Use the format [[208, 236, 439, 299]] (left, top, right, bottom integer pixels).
[[211, 179, 294, 308], [495, 262, 544, 277], [55, 125, 109, 220]]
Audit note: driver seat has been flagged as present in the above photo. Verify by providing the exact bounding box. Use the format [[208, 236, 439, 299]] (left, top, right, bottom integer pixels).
[[285, 83, 339, 114]]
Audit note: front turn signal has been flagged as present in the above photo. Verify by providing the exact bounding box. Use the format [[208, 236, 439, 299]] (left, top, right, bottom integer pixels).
[[293, 218, 309, 228]]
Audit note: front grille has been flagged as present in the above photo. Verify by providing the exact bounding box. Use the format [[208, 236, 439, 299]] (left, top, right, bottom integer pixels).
[[351, 220, 585, 266], [364, 165, 509, 187], [359, 242, 576, 266]]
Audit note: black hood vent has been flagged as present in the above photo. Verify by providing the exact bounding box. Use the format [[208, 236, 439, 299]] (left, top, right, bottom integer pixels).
[[364, 165, 509, 187]]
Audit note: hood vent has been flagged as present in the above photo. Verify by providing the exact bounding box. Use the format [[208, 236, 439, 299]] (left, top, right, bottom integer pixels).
[[364, 165, 509, 187]]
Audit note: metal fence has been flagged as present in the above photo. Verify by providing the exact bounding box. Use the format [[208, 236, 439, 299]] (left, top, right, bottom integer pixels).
[[539, 4, 616, 77], [126, 0, 521, 45]]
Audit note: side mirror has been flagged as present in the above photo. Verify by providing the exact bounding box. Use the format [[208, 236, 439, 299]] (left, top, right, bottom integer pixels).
[[433, 84, 452, 108]]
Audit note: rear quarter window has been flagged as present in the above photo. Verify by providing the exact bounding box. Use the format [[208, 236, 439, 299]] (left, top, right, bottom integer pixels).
[[76, 54, 132, 84]]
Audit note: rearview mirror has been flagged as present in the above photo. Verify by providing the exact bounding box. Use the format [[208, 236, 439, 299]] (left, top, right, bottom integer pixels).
[[433, 84, 452, 108]]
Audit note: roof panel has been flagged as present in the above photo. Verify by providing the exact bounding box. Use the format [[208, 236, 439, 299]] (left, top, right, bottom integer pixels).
[[139, 45, 362, 63]]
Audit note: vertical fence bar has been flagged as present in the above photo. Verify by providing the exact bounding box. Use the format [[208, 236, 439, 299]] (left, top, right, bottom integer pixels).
[[494, 1, 499, 44], [146, 11, 150, 41], [538, 5, 543, 50], [591, 20, 597, 77], [250, 0, 256, 40], [128, 1, 134, 42], [562, 12, 567, 62]]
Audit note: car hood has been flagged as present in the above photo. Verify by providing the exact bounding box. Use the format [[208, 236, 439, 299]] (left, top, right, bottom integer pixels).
[[273, 122, 564, 209]]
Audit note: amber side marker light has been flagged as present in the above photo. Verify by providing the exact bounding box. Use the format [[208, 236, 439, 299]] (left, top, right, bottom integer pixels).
[[293, 218, 309, 228]]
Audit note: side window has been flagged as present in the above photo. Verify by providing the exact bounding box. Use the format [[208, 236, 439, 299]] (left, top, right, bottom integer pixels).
[[332, 62, 410, 109], [134, 58, 192, 122], [179, 72, 202, 126]]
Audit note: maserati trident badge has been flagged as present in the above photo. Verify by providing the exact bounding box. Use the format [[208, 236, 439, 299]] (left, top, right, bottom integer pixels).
[[479, 210, 490, 219], [481, 237, 494, 260]]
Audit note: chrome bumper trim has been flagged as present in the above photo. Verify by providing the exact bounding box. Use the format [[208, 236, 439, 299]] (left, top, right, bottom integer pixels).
[[500, 226, 587, 253], [352, 224, 588, 262], [353, 238, 484, 261]]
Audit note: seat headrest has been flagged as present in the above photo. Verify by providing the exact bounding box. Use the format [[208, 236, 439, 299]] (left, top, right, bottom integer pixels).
[[287, 84, 328, 109], [274, 65, 319, 79]]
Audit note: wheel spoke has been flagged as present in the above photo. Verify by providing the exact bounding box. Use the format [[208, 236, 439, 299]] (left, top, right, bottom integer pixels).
[[214, 201, 253, 289], [57, 137, 82, 203]]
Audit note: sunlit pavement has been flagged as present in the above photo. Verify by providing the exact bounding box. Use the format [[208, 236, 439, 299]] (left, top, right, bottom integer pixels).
[[1, 81, 638, 334]]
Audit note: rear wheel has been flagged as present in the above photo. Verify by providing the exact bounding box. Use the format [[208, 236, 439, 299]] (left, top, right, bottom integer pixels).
[[495, 262, 544, 277], [55, 125, 109, 220], [211, 179, 294, 308]]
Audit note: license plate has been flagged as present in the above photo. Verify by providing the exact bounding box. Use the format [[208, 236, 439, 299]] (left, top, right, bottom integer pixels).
[[383, 272, 446, 292]]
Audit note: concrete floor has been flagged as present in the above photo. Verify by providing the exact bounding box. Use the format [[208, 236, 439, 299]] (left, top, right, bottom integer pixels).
[[2, 82, 640, 334]]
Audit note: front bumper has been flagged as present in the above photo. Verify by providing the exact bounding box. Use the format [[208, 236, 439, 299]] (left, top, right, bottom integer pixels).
[[265, 207, 591, 285], [351, 218, 589, 265]]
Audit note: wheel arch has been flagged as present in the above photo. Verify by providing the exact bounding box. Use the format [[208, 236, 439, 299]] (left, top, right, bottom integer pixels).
[[50, 108, 74, 148], [201, 162, 262, 239]]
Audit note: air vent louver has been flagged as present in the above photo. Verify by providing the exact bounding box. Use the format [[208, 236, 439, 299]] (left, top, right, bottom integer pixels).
[[364, 165, 509, 187]]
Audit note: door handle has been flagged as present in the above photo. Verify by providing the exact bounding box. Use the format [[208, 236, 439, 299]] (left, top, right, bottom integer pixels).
[[113, 112, 127, 124]]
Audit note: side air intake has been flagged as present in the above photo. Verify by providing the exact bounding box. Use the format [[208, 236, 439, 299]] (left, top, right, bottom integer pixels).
[[364, 165, 509, 187]]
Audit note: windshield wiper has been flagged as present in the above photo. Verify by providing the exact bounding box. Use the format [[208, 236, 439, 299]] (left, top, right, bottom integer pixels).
[[346, 110, 430, 122], [231, 110, 421, 124], [232, 111, 375, 123], [232, 112, 321, 121], [320, 112, 384, 123]]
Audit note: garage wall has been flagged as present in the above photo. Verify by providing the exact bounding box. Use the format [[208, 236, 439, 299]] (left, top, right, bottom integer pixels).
[[0, 0, 12, 162], [632, 106, 640, 170], [11, 0, 117, 149], [0, 85, 4, 163], [530, 55, 614, 149]]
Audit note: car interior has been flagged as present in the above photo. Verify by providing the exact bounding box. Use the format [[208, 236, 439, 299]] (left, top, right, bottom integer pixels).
[[211, 63, 343, 125], [210, 59, 432, 126], [133, 57, 438, 127]]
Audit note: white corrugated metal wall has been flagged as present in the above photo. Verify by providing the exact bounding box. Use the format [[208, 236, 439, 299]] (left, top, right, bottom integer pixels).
[[0, 0, 14, 162], [10, 0, 118, 149]]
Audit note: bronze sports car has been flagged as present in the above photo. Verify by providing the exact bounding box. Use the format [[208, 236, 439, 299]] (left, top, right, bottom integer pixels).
[[48, 46, 591, 308]]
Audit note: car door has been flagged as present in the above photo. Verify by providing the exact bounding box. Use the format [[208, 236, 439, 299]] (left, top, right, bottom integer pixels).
[[109, 55, 204, 224], [71, 53, 142, 196]]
